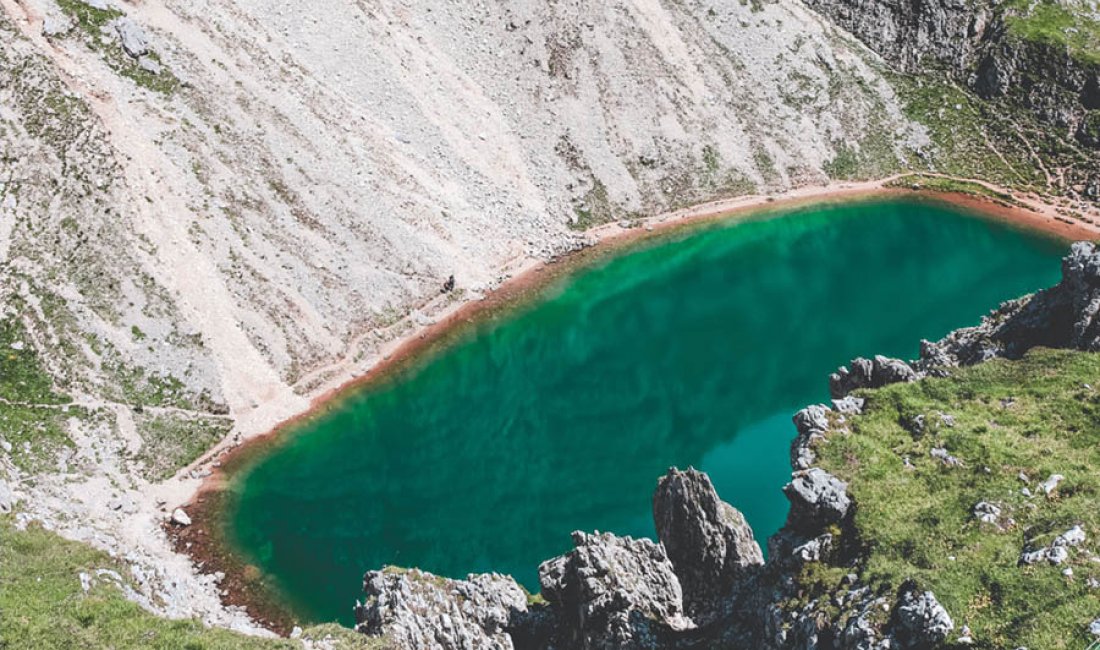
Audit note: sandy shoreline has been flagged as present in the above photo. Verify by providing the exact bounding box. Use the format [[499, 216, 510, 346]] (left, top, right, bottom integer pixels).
[[167, 175, 1100, 634]]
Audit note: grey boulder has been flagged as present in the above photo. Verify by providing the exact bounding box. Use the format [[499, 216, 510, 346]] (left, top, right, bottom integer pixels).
[[784, 468, 852, 532], [894, 585, 954, 648]]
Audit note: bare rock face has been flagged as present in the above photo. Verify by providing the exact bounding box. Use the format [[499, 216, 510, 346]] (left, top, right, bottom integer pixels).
[[783, 468, 852, 533], [652, 467, 763, 625], [538, 531, 692, 650], [108, 17, 150, 59], [803, 0, 1100, 162], [355, 569, 528, 650]]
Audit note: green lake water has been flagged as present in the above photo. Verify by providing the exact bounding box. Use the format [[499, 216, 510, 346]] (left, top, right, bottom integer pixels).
[[225, 199, 1067, 624]]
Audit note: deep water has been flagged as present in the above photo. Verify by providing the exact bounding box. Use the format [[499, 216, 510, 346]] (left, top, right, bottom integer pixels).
[[226, 199, 1066, 624]]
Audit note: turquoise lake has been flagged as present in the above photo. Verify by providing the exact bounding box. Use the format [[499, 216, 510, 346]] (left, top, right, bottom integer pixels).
[[225, 199, 1067, 624]]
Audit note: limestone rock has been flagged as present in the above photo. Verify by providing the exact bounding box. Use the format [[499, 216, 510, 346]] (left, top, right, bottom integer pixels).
[[355, 568, 527, 650], [652, 467, 762, 624], [832, 396, 865, 415], [972, 501, 1001, 525], [791, 404, 831, 470], [893, 585, 954, 648], [830, 355, 917, 398], [1055, 524, 1087, 548], [108, 18, 149, 59], [170, 508, 191, 526], [921, 243, 1100, 367], [784, 468, 852, 533], [1040, 473, 1065, 495], [539, 531, 690, 649]]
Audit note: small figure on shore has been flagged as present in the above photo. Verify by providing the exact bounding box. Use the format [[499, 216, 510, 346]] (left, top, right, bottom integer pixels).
[[442, 274, 456, 293]]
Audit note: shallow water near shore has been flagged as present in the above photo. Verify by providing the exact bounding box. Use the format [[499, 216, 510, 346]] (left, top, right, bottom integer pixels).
[[224, 199, 1066, 625]]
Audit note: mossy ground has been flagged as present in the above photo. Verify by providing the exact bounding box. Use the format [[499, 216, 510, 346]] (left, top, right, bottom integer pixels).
[[0, 517, 389, 649], [809, 348, 1100, 649], [132, 412, 232, 481]]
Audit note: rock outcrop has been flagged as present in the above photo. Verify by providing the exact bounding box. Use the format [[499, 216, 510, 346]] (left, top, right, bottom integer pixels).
[[833, 241, 1100, 399], [652, 467, 763, 625], [538, 531, 691, 650], [802, 0, 1100, 158], [355, 569, 529, 650]]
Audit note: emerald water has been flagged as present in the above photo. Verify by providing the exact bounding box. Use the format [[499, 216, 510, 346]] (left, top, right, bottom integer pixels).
[[226, 199, 1066, 624]]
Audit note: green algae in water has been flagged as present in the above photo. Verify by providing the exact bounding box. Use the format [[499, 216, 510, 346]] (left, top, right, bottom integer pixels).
[[226, 199, 1067, 624]]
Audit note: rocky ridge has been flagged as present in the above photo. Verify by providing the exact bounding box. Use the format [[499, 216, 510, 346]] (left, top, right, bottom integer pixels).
[[354, 241, 1100, 648], [802, 0, 1100, 195]]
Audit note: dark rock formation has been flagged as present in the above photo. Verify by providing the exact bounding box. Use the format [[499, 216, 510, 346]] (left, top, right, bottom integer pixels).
[[802, 0, 1100, 157], [652, 467, 763, 625], [830, 355, 918, 399], [892, 582, 955, 648], [791, 404, 831, 470], [355, 569, 529, 650], [832, 241, 1100, 399], [537, 531, 692, 650]]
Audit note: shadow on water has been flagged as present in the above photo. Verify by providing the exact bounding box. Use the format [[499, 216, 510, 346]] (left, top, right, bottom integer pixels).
[[224, 200, 1067, 624]]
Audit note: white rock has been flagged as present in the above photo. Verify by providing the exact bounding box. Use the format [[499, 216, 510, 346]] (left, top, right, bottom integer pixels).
[[1090, 618, 1100, 636], [138, 56, 162, 75], [171, 508, 191, 526], [1054, 525, 1086, 548], [42, 16, 72, 37], [9, 341, 23, 351], [1040, 474, 1065, 495]]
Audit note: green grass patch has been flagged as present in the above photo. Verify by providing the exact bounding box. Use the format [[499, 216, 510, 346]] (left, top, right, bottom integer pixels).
[[823, 144, 861, 180], [0, 404, 72, 472], [1004, 0, 1100, 66], [0, 318, 68, 406], [810, 348, 1100, 649], [0, 517, 389, 649], [132, 412, 232, 481]]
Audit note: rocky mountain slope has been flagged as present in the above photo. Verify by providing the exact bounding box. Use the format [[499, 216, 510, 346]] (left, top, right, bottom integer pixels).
[[803, 0, 1100, 196], [2, 0, 1100, 644], [353, 242, 1100, 648]]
